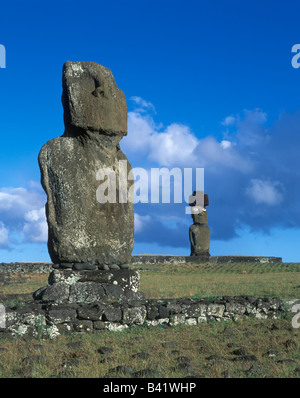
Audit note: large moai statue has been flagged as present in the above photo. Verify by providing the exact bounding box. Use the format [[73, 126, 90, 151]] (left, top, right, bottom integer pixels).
[[39, 61, 134, 268], [34, 61, 142, 304], [189, 191, 210, 258]]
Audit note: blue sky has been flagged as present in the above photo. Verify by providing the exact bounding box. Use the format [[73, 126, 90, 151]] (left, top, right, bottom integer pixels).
[[0, 0, 300, 262]]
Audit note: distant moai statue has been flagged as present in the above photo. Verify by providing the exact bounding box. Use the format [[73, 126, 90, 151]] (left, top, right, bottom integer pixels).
[[0, 44, 6, 68], [189, 190, 210, 258]]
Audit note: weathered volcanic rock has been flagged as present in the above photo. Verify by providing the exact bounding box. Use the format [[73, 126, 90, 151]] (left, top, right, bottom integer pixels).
[[192, 209, 207, 225], [38, 61, 134, 265], [48, 269, 140, 291], [189, 224, 210, 256], [33, 269, 142, 304], [62, 61, 127, 136]]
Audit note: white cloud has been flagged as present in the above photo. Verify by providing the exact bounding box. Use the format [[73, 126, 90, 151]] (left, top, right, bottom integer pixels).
[[130, 96, 156, 113], [245, 179, 284, 205], [193, 136, 252, 172], [124, 99, 256, 172], [124, 110, 198, 167], [0, 185, 47, 246], [126, 111, 156, 152], [149, 123, 198, 166], [0, 222, 9, 247], [23, 207, 48, 242], [24, 208, 45, 223], [220, 140, 232, 149], [134, 213, 151, 233], [222, 115, 236, 126], [0, 187, 45, 218], [23, 220, 48, 243], [0, 188, 31, 211]]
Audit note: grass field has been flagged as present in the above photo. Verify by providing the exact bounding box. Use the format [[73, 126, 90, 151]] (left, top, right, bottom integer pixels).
[[0, 261, 299, 378], [134, 262, 300, 299]]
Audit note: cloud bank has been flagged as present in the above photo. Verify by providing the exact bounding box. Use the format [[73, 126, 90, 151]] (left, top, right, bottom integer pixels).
[[0, 185, 47, 249], [122, 98, 300, 249], [1, 97, 299, 255]]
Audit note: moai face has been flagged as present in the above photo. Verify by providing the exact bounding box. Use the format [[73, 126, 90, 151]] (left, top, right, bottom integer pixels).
[[62, 61, 127, 138], [189, 191, 209, 219], [192, 208, 208, 224]]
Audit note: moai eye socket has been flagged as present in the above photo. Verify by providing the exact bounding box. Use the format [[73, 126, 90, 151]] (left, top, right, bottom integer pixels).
[[92, 86, 105, 97]]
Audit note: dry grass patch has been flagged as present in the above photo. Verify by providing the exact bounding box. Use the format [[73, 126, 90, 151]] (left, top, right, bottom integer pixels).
[[140, 272, 300, 299], [0, 261, 299, 378], [0, 273, 48, 295], [0, 317, 299, 378]]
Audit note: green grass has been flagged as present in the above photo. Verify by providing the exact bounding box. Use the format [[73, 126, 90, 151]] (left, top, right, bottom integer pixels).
[[131, 261, 300, 274], [1, 262, 300, 302], [0, 261, 299, 378], [0, 317, 299, 378], [131, 262, 300, 299], [0, 273, 48, 295], [139, 272, 300, 299]]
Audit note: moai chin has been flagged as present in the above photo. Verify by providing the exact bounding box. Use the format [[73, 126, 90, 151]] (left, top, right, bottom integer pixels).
[[38, 61, 134, 269], [189, 191, 210, 258]]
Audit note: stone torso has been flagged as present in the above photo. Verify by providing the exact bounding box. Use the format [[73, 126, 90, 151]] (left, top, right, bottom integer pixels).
[[39, 135, 134, 265]]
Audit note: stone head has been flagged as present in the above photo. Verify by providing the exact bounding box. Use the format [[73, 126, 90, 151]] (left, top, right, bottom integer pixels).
[[62, 61, 127, 139], [192, 208, 208, 224]]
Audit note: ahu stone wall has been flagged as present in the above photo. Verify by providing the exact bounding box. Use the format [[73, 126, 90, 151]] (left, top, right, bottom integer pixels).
[[1, 296, 296, 339]]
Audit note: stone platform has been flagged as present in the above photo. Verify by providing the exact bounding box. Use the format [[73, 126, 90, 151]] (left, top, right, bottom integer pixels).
[[0, 261, 297, 339], [2, 295, 297, 339], [131, 255, 282, 265], [0, 255, 283, 274], [33, 269, 143, 304]]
